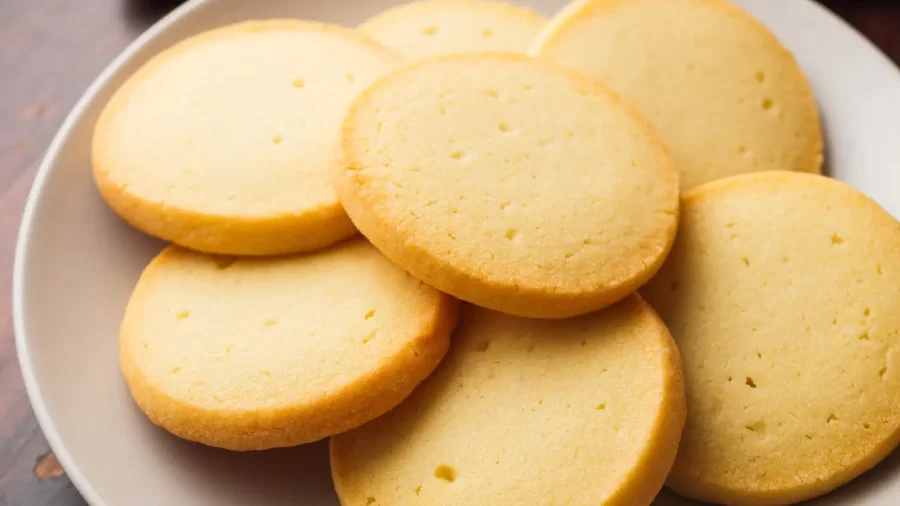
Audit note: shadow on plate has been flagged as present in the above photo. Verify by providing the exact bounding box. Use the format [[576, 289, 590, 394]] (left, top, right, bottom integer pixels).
[[819, 107, 833, 178], [151, 426, 340, 505]]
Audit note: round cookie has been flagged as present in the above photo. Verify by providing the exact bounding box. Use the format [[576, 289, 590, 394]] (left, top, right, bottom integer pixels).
[[331, 295, 686, 506], [119, 239, 458, 451], [93, 21, 401, 255], [359, 0, 544, 59], [336, 53, 679, 319], [642, 171, 900, 504], [530, 0, 822, 191]]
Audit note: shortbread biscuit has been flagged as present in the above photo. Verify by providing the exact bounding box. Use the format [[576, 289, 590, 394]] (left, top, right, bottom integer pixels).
[[331, 295, 685, 506], [360, 0, 544, 59], [531, 0, 822, 191], [120, 239, 457, 450], [336, 53, 678, 318], [93, 20, 401, 255], [642, 171, 900, 504]]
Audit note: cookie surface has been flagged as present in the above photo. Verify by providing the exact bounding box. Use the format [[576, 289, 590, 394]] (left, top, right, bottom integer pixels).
[[359, 0, 544, 59], [93, 20, 400, 255], [642, 172, 900, 504], [331, 295, 685, 506], [531, 0, 822, 191], [336, 53, 678, 319], [120, 239, 457, 451]]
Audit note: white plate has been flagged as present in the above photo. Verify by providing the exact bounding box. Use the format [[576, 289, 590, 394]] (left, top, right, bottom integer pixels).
[[13, 0, 900, 504]]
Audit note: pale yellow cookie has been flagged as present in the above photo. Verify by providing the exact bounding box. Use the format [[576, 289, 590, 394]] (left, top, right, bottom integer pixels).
[[120, 239, 458, 451], [93, 20, 401, 255], [336, 53, 678, 319], [642, 171, 900, 504], [331, 295, 686, 506], [360, 0, 544, 59], [531, 0, 822, 191]]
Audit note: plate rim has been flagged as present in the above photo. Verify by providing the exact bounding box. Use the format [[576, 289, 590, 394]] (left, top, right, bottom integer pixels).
[[12, 0, 900, 505], [12, 0, 210, 504]]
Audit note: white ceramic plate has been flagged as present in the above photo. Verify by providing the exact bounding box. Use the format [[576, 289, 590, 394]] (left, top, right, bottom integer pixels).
[[13, 0, 900, 504]]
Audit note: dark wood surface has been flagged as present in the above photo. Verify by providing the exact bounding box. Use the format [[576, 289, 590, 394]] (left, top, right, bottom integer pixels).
[[0, 0, 898, 504]]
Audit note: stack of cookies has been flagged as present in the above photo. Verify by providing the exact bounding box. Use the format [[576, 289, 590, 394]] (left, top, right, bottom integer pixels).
[[92, 1, 900, 505]]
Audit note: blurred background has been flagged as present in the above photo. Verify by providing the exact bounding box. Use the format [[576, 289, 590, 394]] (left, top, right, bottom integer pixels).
[[1, 0, 899, 504]]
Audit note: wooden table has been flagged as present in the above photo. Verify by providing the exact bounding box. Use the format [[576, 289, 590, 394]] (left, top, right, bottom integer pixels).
[[0, 0, 898, 504]]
